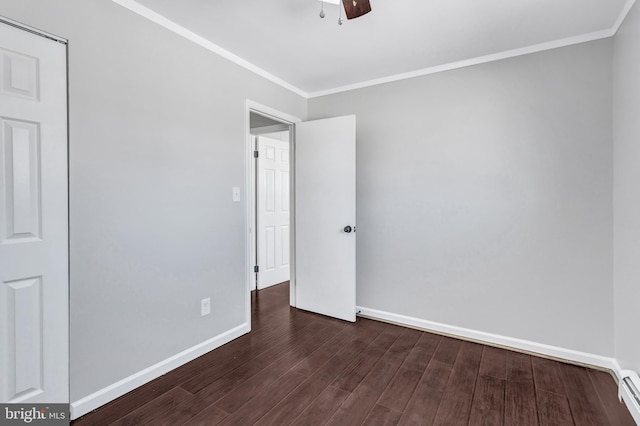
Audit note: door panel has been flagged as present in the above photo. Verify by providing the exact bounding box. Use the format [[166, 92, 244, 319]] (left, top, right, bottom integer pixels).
[[257, 136, 290, 289], [0, 22, 68, 404], [2, 118, 41, 241], [295, 115, 356, 322]]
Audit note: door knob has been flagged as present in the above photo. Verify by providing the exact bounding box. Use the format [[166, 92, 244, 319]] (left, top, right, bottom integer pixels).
[[344, 226, 352, 233]]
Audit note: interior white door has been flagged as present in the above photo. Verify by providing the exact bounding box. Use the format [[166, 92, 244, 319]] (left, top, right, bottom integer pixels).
[[257, 135, 290, 289], [295, 115, 356, 322], [0, 22, 68, 403]]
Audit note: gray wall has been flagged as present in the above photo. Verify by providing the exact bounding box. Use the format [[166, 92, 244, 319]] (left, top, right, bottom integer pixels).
[[0, 0, 306, 401], [613, 1, 640, 374], [309, 40, 614, 356]]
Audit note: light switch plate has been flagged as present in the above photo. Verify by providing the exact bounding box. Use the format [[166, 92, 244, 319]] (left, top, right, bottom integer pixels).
[[201, 298, 211, 316], [232, 187, 240, 202]]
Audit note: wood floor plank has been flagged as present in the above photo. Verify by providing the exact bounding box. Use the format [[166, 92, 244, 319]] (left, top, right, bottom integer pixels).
[[560, 364, 611, 426], [256, 324, 390, 425], [250, 283, 290, 315], [364, 332, 419, 389], [505, 350, 537, 426], [432, 341, 483, 425], [387, 328, 422, 357], [331, 327, 403, 392], [288, 325, 359, 377], [324, 348, 408, 426], [378, 367, 422, 413], [588, 369, 637, 426], [431, 336, 462, 366], [202, 321, 345, 410], [289, 386, 350, 426], [110, 388, 205, 426], [179, 404, 228, 426], [505, 380, 538, 426], [324, 387, 381, 426], [402, 332, 441, 373], [180, 315, 324, 394], [532, 356, 567, 395], [188, 324, 324, 403], [208, 341, 319, 414], [216, 371, 307, 425], [468, 375, 505, 426], [506, 351, 533, 382], [478, 345, 507, 380], [218, 322, 377, 417], [536, 389, 573, 426], [397, 360, 452, 426], [362, 404, 402, 426]]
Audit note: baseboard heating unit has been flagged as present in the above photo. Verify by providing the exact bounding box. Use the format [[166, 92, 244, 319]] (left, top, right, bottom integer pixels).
[[619, 370, 640, 424]]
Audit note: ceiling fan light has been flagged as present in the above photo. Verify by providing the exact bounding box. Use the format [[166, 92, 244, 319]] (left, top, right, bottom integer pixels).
[[341, 0, 371, 19]]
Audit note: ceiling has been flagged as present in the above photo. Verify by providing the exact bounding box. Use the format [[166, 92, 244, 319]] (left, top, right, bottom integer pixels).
[[129, 0, 631, 97]]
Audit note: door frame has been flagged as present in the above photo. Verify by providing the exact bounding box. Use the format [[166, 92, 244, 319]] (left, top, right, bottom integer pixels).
[[244, 100, 301, 320]]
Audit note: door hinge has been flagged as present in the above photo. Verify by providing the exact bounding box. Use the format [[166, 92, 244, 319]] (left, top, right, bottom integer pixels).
[[253, 150, 259, 158], [254, 265, 259, 273]]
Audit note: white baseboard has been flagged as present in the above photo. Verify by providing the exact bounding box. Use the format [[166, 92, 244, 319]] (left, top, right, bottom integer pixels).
[[356, 306, 616, 371], [70, 322, 250, 420]]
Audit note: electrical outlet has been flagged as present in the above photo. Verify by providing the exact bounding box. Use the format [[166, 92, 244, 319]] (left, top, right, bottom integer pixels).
[[201, 298, 211, 317]]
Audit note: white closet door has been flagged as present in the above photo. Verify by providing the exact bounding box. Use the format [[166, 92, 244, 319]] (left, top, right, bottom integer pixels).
[[0, 22, 68, 403]]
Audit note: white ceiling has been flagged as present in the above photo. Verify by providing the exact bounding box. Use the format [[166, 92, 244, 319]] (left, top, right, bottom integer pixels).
[[128, 0, 632, 96]]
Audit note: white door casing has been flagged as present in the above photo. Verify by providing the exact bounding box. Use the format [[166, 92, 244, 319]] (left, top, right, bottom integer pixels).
[[257, 136, 290, 289], [295, 115, 356, 322], [0, 22, 68, 403]]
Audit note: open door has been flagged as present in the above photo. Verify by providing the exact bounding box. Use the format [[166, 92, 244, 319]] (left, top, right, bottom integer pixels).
[[295, 115, 356, 322]]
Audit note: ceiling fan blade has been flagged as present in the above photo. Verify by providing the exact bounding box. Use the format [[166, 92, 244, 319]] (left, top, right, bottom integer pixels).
[[341, 0, 371, 19]]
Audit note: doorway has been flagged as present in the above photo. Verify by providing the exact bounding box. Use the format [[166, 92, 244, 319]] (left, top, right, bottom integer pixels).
[[245, 101, 300, 316], [250, 114, 291, 290]]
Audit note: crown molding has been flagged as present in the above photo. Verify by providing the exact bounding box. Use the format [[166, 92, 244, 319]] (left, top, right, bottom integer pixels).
[[111, 0, 309, 98], [613, 0, 638, 35], [308, 28, 615, 98]]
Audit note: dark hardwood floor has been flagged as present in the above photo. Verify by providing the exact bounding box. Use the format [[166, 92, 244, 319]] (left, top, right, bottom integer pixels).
[[72, 282, 636, 425]]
